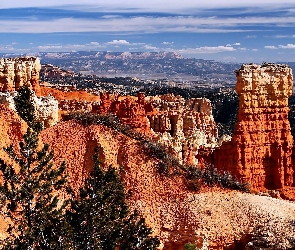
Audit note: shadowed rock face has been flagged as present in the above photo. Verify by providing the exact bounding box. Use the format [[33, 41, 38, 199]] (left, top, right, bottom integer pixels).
[[215, 63, 294, 190], [0, 57, 41, 94]]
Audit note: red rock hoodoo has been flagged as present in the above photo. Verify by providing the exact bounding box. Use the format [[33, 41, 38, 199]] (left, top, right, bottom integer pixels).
[[0, 57, 41, 94], [215, 63, 294, 190]]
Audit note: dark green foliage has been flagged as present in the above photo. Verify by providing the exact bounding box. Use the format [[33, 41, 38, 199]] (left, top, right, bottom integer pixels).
[[63, 112, 147, 142], [185, 164, 249, 192], [184, 242, 197, 250], [184, 166, 203, 191], [119, 211, 161, 250], [64, 111, 249, 192], [14, 85, 35, 124], [193, 164, 249, 192], [0, 128, 69, 249], [14, 85, 43, 132], [66, 148, 160, 250]]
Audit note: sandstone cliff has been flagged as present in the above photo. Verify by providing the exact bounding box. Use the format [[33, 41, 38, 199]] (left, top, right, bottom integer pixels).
[[147, 94, 218, 165], [0, 57, 41, 94], [52, 89, 218, 165], [0, 59, 295, 248], [39, 120, 295, 249], [215, 63, 294, 191]]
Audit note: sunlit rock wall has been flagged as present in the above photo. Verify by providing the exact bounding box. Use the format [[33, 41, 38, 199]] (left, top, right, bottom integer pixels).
[[0, 57, 41, 94], [215, 63, 294, 190]]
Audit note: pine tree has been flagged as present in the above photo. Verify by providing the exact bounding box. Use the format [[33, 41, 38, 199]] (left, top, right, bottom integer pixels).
[[66, 149, 160, 250], [14, 85, 43, 132], [0, 128, 69, 249]]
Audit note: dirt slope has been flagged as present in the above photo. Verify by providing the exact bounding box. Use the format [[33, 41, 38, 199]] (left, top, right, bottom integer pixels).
[[40, 120, 295, 249]]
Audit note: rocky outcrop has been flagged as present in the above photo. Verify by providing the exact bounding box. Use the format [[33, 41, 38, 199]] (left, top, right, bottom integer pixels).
[[0, 91, 58, 128], [91, 92, 218, 164], [33, 95, 59, 128], [59, 99, 93, 113], [147, 94, 218, 165], [39, 120, 295, 249], [215, 63, 294, 190], [92, 92, 156, 132], [0, 57, 41, 94]]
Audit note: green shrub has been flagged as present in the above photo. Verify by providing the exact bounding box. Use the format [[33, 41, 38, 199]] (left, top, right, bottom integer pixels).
[[63, 111, 250, 193], [184, 242, 197, 250]]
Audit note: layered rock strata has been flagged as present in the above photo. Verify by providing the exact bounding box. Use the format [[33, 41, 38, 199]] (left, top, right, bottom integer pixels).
[[147, 94, 218, 165], [0, 57, 41, 94], [215, 63, 294, 190], [93, 92, 218, 164]]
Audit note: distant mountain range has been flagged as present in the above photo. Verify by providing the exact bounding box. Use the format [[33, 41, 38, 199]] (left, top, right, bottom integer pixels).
[[1, 51, 294, 84]]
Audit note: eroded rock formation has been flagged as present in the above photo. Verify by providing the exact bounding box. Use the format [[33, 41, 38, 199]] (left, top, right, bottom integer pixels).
[[0, 57, 41, 94], [215, 63, 294, 190], [147, 94, 218, 165], [0, 91, 58, 128], [93, 92, 218, 164], [39, 120, 295, 249]]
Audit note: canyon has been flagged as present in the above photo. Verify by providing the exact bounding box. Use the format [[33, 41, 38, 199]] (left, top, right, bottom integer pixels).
[[1, 57, 295, 249]]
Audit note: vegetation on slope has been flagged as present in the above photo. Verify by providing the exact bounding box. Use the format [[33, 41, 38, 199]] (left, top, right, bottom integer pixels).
[[0, 87, 160, 249], [0, 128, 69, 249], [66, 148, 160, 250], [0, 128, 159, 249], [62, 112, 249, 193], [14, 85, 43, 132]]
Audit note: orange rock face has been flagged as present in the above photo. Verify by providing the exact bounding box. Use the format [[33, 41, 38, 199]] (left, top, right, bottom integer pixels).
[[215, 63, 294, 190], [92, 92, 156, 133], [39, 120, 295, 249], [0, 57, 41, 94]]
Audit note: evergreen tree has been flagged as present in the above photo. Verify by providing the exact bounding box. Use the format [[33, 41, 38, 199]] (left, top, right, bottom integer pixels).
[[14, 85, 43, 132], [66, 149, 160, 250], [0, 128, 69, 249]]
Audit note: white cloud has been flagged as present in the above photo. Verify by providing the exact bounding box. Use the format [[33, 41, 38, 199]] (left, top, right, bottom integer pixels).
[[162, 41, 174, 45], [279, 44, 295, 49], [273, 35, 290, 38], [38, 45, 63, 50], [89, 42, 100, 45], [177, 45, 236, 54], [0, 16, 293, 34], [37, 42, 104, 51], [246, 35, 257, 38], [1, 0, 295, 14], [264, 45, 278, 49], [143, 45, 159, 50], [106, 40, 130, 45], [233, 42, 241, 46], [265, 44, 295, 49]]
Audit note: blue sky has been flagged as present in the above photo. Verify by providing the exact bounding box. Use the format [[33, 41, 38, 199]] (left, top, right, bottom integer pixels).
[[0, 0, 295, 63]]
